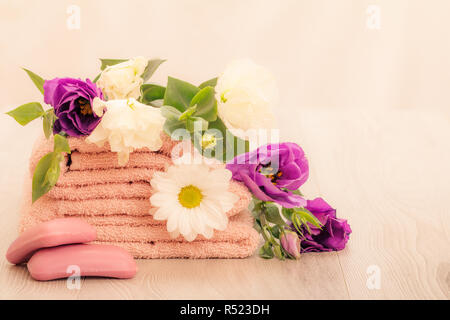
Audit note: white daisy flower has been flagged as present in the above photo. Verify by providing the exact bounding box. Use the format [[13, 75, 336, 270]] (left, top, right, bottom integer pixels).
[[149, 163, 239, 242]]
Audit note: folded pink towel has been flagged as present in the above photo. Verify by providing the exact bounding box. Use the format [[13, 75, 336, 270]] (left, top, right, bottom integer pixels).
[[29, 133, 176, 175], [94, 240, 259, 259], [31, 132, 177, 158], [21, 209, 256, 243], [48, 182, 152, 200], [23, 180, 250, 218], [20, 197, 260, 259], [56, 168, 157, 187], [67, 151, 171, 172], [47, 179, 249, 206]]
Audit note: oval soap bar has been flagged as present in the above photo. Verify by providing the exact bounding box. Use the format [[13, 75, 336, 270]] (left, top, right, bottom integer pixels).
[[6, 218, 97, 265], [27, 244, 137, 281]]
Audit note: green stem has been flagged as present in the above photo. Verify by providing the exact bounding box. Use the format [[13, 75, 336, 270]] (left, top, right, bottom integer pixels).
[[259, 216, 270, 242], [259, 203, 280, 247], [259, 203, 271, 242]]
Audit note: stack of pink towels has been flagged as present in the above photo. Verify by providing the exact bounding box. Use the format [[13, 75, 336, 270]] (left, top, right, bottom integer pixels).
[[19, 134, 259, 258]]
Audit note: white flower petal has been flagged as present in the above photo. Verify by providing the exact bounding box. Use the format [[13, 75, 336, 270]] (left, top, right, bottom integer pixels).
[[210, 168, 232, 182], [153, 206, 171, 220], [150, 192, 173, 208], [202, 226, 214, 239], [184, 231, 198, 242], [97, 56, 147, 100], [201, 200, 228, 230], [190, 208, 206, 235], [87, 98, 164, 166], [169, 230, 180, 239], [167, 211, 179, 232], [178, 209, 192, 236], [215, 59, 278, 139], [206, 191, 239, 213]]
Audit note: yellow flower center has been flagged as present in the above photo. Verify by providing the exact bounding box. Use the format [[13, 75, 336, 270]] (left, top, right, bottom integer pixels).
[[201, 133, 217, 150], [78, 98, 93, 116], [259, 165, 283, 185], [126, 99, 136, 110], [178, 185, 203, 208], [220, 91, 228, 103]]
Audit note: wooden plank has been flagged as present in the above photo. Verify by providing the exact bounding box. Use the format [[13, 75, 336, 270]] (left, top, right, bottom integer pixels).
[[290, 108, 450, 299]]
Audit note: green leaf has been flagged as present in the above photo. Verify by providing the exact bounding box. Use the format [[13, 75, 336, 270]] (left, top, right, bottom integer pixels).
[[253, 219, 262, 233], [259, 242, 274, 259], [249, 198, 263, 217], [291, 214, 304, 236], [42, 154, 61, 188], [178, 105, 197, 121], [292, 189, 304, 196], [264, 203, 285, 225], [42, 109, 56, 139], [53, 134, 71, 154], [160, 105, 182, 121], [142, 59, 166, 82], [6, 102, 45, 126], [92, 73, 101, 83], [269, 225, 282, 239], [99, 58, 127, 71], [190, 86, 217, 121], [273, 245, 285, 260], [163, 77, 199, 112], [22, 68, 45, 95], [198, 77, 218, 89], [296, 208, 322, 229], [32, 152, 60, 203], [140, 84, 166, 105], [281, 207, 294, 220], [186, 117, 208, 133], [163, 119, 186, 136]]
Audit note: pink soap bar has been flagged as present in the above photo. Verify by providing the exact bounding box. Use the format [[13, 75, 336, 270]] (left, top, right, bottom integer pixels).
[[6, 218, 96, 264], [27, 244, 137, 281]]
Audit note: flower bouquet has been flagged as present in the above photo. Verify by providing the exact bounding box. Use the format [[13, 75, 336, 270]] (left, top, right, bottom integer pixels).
[[6, 57, 351, 259]]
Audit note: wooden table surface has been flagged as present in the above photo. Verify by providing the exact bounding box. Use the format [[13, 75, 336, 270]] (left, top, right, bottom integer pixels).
[[0, 107, 448, 300]]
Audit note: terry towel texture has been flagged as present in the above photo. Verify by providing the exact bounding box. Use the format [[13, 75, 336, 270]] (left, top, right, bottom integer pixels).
[[19, 134, 259, 259]]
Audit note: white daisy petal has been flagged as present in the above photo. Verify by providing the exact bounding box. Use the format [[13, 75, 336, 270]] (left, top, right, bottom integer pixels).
[[208, 191, 240, 213], [201, 200, 229, 230], [167, 211, 179, 232], [184, 231, 198, 242], [151, 176, 181, 192], [153, 207, 171, 220], [169, 230, 180, 239], [150, 192, 173, 207], [202, 226, 214, 239], [210, 168, 232, 183], [178, 209, 192, 236], [190, 208, 206, 235]]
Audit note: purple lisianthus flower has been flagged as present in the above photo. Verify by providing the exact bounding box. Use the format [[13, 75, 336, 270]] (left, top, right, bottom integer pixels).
[[299, 197, 351, 252], [226, 143, 309, 207], [43, 78, 103, 137]]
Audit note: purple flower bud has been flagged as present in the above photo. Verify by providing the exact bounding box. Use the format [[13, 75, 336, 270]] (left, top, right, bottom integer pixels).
[[280, 230, 301, 259]]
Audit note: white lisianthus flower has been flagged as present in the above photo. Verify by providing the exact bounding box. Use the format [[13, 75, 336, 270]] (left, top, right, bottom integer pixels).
[[87, 97, 165, 165], [150, 162, 239, 242], [215, 59, 278, 139], [97, 56, 147, 100]]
